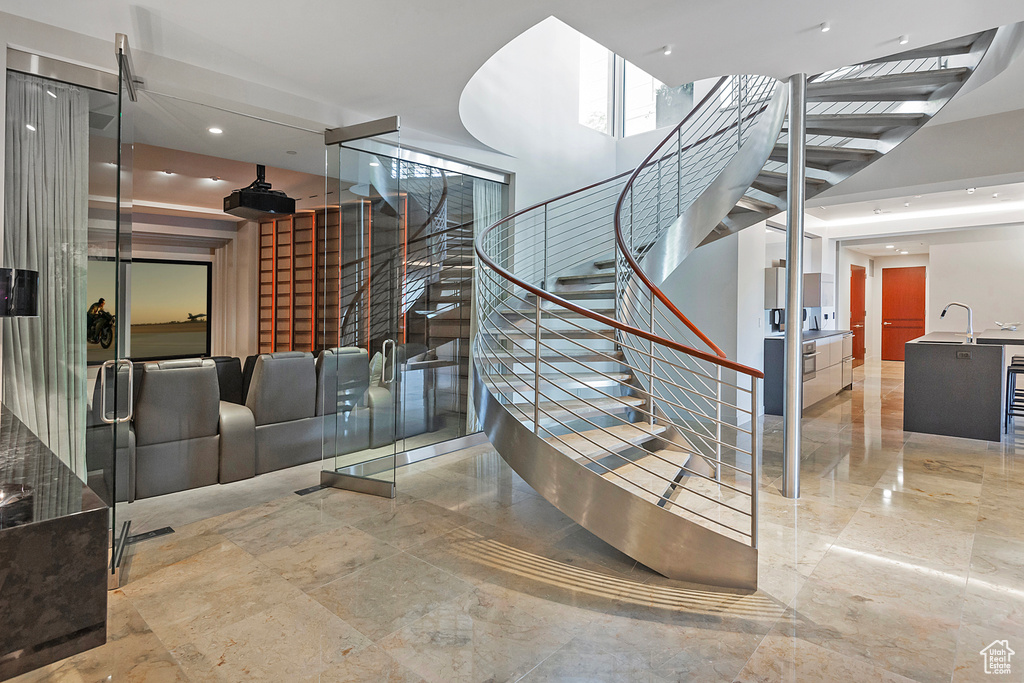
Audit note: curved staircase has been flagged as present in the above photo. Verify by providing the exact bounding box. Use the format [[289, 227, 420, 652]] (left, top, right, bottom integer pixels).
[[471, 26, 1021, 589]]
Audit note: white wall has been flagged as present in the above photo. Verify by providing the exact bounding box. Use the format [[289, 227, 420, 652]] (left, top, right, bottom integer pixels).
[[927, 226, 1024, 334], [459, 17, 617, 209]]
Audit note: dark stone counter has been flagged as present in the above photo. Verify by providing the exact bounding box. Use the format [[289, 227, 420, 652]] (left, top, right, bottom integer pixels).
[[0, 408, 108, 680]]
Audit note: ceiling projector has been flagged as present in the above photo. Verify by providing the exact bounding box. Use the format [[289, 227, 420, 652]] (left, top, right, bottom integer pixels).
[[223, 164, 295, 219]]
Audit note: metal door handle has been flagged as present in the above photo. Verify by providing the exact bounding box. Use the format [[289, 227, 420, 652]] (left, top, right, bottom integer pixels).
[[99, 359, 134, 424], [883, 322, 892, 326], [382, 339, 397, 383], [853, 324, 864, 328]]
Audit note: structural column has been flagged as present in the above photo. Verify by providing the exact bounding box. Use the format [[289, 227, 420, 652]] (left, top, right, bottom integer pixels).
[[782, 73, 806, 499]]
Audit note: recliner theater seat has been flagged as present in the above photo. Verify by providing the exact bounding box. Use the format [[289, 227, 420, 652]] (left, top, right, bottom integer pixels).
[[245, 351, 323, 474]]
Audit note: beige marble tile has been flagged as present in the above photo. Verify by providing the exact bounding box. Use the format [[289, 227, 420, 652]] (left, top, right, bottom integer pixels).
[[780, 549, 965, 683], [309, 645, 426, 683], [735, 630, 918, 683], [121, 540, 305, 649], [218, 495, 351, 556], [256, 525, 401, 591], [858, 487, 979, 534], [351, 498, 474, 550], [755, 488, 859, 537], [834, 509, 975, 575], [875, 467, 983, 505], [570, 611, 764, 681], [950, 622, 1020, 683], [123, 528, 228, 583], [518, 635, 671, 682], [309, 552, 474, 641], [379, 583, 595, 683], [172, 595, 372, 682]]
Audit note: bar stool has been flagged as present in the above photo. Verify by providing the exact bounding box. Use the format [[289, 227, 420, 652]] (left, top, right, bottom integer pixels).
[[1006, 356, 1024, 430]]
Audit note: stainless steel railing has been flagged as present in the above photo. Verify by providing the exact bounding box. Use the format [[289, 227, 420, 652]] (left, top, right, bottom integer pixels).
[[475, 75, 773, 548]]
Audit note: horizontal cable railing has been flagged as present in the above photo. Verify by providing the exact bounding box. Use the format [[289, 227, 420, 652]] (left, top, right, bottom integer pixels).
[[475, 75, 782, 549]]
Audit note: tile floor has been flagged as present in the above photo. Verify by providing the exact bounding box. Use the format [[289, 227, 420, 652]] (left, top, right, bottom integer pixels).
[[13, 359, 1024, 682]]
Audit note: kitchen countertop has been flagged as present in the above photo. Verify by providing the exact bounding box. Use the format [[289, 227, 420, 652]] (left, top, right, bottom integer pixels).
[[975, 328, 1024, 345], [0, 408, 105, 529], [909, 332, 971, 344], [765, 329, 851, 341]]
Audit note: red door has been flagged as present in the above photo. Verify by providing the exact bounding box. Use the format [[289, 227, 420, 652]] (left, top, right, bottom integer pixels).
[[881, 266, 926, 361], [850, 265, 866, 366]]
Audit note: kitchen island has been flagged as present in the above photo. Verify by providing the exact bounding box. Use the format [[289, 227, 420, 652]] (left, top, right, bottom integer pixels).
[[904, 332, 1007, 441]]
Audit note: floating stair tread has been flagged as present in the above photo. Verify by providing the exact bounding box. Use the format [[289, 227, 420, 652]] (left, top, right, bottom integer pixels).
[[772, 143, 877, 162], [806, 67, 969, 100], [556, 273, 616, 285], [534, 287, 616, 300], [486, 351, 625, 365], [487, 372, 631, 393], [507, 396, 645, 426], [485, 328, 613, 340], [594, 258, 616, 270], [863, 33, 982, 64], [547, 422, 667, 462], [497, 307, 615, 319]]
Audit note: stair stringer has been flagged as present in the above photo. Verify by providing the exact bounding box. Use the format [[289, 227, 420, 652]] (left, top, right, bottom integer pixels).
[[635, 81, 790, 289], [472, 363, 758, 590]]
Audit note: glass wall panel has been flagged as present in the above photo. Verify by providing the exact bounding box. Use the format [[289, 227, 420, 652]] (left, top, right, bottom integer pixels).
[[320, 142, 508, 489]]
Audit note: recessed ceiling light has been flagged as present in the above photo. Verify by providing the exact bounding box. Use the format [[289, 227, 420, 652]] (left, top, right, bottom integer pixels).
[[286, 150, 297, 155], [369, 161, 380, 167], [820, 21, 831, 33], [208, 127, 223, 135], [25, 124, 36, 132], [898, 35, 910, 45], [914, 195, 922, 198], [993, 192, 1000, 198], [900, 250, 909, 254], [967, 187, 976, 194], [163, 169, 174, 175], [46, 90, 57, 98], [210, 176, 221, 182], [873, 208, 882, 215], [904, 202, 911, 207], [885, 245, 895, 249], [107, 161, 117, 167], [663, 45, 673, 56]]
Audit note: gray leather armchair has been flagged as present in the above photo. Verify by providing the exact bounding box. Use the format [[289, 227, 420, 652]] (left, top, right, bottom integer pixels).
[[245, 352, 322, 474], [133, 359, 254, 499]]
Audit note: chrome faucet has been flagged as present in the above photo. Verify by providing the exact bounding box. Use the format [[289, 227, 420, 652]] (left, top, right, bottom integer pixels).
[[941, 302, 974, 343]]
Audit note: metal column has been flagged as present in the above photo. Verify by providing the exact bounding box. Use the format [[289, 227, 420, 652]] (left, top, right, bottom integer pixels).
[[782, 74, 806, 499]]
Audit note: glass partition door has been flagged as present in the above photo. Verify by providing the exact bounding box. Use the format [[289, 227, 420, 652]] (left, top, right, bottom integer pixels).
[[319, 139, 403, 496]]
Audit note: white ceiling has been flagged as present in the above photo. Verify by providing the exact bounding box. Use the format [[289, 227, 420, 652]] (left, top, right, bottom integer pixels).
[[2, 1, 1024, 148]]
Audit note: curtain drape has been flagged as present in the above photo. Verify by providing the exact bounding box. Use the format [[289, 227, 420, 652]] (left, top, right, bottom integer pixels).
[[3, 72, 90, 477], [468, 178, 505, 433]]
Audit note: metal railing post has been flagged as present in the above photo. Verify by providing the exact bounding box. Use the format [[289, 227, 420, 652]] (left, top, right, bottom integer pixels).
[[783, 73, 807, 500], [677, 129, 683, 216], [736, 76, 743, 148], [715, 365, 722, 482], [649, 296, 655, 426], [542, 204, 549, 289], [750, 378, 759, 548], [534, 296, 542, 435]]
